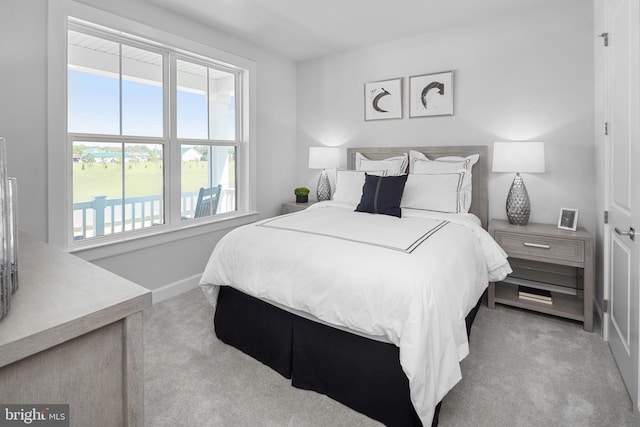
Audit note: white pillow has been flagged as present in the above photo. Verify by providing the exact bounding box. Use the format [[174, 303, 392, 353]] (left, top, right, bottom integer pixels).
[[332, 170, 385, 207], [409, 150, 479, 174], [400, 173, 466, 213], [355, 152, 408, 176], [409, 150, 478, 213]]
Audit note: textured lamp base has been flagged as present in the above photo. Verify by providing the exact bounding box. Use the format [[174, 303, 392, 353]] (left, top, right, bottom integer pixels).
[[506, 173, 530, 225], [316, 169, 331, 201]]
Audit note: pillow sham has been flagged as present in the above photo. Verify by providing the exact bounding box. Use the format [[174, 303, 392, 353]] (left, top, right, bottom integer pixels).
[[409, 150, 479, 174], [332, 170, 385, 207], [355, 152, 408, 176], [400, 172, 466, 213], [356, 173, 408, 218], [409, 150, 478, 213]]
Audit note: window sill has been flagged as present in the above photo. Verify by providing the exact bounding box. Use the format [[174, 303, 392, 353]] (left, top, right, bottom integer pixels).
[[71, 211, 258, 262]]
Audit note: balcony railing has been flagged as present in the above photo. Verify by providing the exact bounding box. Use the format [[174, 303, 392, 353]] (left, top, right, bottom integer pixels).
[[73, 189, 236, 240]]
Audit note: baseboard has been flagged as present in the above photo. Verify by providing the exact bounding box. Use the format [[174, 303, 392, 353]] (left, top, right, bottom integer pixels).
[[152, 273, 202, 305]]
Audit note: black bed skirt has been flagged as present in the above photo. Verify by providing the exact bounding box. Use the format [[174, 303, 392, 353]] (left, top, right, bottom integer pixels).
[[214, 286, 484, 427]]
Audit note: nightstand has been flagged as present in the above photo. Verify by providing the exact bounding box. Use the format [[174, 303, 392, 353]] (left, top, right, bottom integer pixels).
[[488, 219, 594, 332], [281, 201, 315, 214]]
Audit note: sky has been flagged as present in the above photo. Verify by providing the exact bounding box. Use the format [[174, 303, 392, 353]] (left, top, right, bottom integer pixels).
[[67, 70, 234, 139]]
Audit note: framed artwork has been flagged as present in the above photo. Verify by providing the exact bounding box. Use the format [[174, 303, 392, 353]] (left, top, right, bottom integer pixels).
[[557, 208, 579, 231], [364, 78, 403, 121], [409, 71, 454, 118]]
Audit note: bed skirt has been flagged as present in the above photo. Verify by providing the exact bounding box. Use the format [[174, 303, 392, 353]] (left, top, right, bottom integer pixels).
[[214, 286, 484, 427]]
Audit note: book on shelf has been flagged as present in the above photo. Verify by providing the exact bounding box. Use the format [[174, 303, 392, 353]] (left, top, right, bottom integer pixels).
[[518, 285, 552, 302], [519, 294, 553, 305]]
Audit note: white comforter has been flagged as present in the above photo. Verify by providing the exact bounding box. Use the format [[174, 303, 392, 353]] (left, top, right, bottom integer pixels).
[[200, 201, 511, 424]]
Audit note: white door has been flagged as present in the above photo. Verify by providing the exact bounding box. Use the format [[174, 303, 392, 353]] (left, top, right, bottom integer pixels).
[[605, 0, 640, 413]]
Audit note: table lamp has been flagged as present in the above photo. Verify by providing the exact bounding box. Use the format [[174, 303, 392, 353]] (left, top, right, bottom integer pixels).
[[492, 141, 545, 225], [309, 147, 339, 201]]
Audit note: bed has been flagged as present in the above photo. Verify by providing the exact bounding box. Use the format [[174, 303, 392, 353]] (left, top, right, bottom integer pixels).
[[200, 146, 510, 426]]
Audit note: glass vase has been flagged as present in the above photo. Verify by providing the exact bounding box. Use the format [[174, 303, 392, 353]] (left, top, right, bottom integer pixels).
[[0, 138, 10, 319], [8, 177, 17, 293]]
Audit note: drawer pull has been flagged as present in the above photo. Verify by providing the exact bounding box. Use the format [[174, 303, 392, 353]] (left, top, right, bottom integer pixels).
[[523, 242, 551, 249]]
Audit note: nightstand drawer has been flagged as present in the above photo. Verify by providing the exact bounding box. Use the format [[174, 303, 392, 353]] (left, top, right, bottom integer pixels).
[[494, 231, 585, 263]]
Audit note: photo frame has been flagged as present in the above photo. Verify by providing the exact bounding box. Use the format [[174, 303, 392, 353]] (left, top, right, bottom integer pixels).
[[364, 78, 403, 121], [557, 208, 579, 231], [409, 71, 454, 118]]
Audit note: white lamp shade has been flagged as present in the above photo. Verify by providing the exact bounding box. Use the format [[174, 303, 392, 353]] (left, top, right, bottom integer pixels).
[[309, 147, 339, 169], [492, 142, 545, 173]]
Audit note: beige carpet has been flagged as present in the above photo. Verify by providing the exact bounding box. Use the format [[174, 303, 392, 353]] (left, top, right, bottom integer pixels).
[[144, 288, 634, 426]]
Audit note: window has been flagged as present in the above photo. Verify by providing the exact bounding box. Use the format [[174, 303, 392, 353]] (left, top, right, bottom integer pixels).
[[67, 22, 244, 242], [175, 58, 238, 219]]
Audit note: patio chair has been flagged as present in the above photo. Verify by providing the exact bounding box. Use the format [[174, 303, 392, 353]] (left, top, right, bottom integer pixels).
[[194, 185, 222, 218]]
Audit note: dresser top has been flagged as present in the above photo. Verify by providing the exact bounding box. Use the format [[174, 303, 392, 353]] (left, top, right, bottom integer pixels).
[[0, 233, 151, 367]]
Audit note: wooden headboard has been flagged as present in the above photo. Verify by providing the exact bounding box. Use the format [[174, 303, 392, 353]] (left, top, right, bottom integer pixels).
[[347, 146, 489, 229]]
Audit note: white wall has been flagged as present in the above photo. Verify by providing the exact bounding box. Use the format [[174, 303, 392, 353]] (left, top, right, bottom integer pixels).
[[0, 0, 297, 301], [0, 0, 48, 240], [296, 0, 595, 234]]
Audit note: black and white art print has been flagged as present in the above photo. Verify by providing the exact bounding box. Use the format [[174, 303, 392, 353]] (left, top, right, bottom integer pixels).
[[364, 78, 403, 121], [409, 71, 454, 118]]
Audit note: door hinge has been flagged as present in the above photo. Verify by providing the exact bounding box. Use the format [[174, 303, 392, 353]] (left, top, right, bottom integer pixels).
[[603, 299, 609, 313], [599, 32, 609, 46], [604, 210, 609, 224], [605, 122, 609, 135]]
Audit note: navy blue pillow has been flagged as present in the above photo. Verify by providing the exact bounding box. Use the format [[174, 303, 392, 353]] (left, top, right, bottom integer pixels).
[[355, 173, 408, 218]]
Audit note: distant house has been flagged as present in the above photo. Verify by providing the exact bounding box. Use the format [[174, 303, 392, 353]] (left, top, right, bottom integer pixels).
[[81, 150, 132, 163], [181, 147, 201, 162]]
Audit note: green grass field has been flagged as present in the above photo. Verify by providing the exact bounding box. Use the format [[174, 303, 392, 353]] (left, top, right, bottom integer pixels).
[[73, 160, 234, 202]]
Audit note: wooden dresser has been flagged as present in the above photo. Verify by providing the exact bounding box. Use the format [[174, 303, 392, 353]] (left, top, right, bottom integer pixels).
[[0, 233, 151, 426]]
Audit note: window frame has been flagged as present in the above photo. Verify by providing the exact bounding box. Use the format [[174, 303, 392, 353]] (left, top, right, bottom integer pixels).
[[48, 1, 257, 256], [174, 53, 242, 219]]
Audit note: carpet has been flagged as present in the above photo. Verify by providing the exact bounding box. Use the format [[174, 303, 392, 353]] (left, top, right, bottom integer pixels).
[[144, 288, 634, 426]]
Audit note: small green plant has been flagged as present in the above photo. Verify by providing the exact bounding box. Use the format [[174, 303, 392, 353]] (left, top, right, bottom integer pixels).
[[294, 187, 310, 196]]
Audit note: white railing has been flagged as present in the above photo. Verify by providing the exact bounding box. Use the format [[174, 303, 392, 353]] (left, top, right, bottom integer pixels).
[[73, 189, 236, 240]]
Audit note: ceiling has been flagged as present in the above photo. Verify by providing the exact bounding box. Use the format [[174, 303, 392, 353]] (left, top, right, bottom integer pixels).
[[144, 0, 558, 62]]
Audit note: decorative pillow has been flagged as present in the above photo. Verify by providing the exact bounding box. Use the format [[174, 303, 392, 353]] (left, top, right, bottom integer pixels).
[[409, 150, 478, 213], [400, 173, 466, 213], [355, 173, 408, 218], [355, 152, 408, 176], [332, 170, 385, 207]]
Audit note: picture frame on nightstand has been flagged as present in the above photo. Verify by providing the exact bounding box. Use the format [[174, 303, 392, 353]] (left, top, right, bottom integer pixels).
[[557, 208, 579, 231]]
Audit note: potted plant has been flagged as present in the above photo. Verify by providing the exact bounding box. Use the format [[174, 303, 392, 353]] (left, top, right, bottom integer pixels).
[[294, 187, 310, 203]]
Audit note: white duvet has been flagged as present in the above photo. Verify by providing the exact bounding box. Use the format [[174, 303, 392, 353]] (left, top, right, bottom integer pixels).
[[200, 201, 511, 424]]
